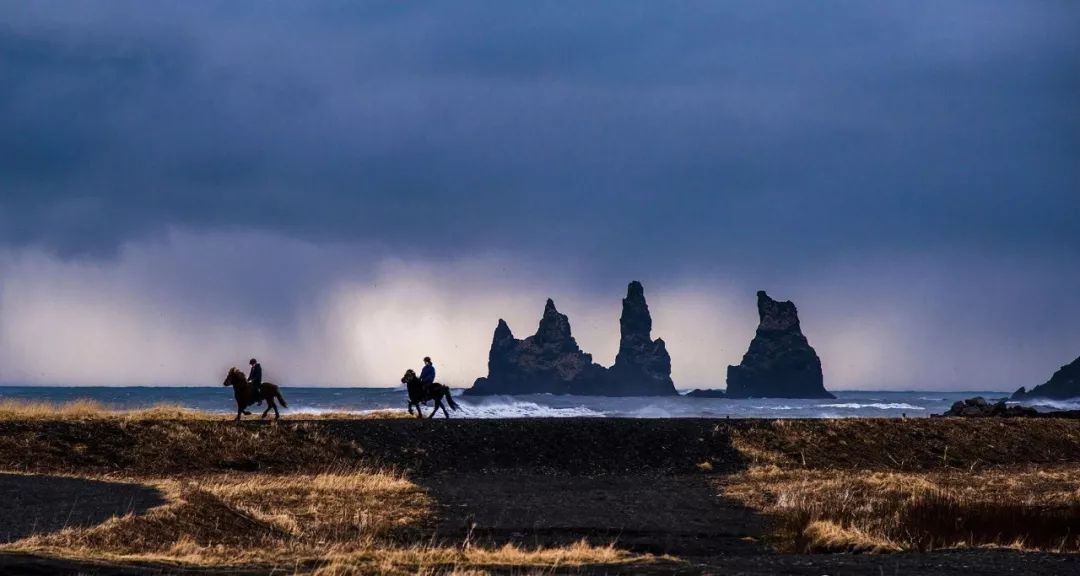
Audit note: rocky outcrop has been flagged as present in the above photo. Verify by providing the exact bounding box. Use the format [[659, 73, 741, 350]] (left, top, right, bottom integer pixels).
[[937, 397, 1038, 417], [608, 281, 677, 396], [1012, 356, 1080, 400], [465, 299, 610, 396], [466, 282, 678, 396], [725, 291, 834, 399]]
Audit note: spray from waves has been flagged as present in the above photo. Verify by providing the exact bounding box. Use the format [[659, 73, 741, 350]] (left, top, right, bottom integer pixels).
[[455, 398, 605, 418], [1011, 399, 1080, 411], [818, 402, 925, 410]]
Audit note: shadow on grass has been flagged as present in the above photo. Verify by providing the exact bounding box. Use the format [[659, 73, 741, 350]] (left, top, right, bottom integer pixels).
[[0, 474, 166, 543]]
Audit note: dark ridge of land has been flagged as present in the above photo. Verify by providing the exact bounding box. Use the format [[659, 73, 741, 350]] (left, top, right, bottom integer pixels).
[[6, 417, 1080, 575], [4, 417, 1080, 476]]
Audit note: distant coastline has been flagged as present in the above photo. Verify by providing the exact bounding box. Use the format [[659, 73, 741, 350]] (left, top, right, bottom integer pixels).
[[0, 386, 1055, 419]]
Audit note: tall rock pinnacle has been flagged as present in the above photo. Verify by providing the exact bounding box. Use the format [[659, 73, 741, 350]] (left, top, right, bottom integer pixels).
[[465, 299, 609, 396], [609, 281, 677, 396], [466, 281, 679, 396], [725, 291, 834, 399]]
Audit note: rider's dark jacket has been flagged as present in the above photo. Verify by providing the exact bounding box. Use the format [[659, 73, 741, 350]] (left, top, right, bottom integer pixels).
[[248, 363, 262, 385], [420, 364, 435, 383]]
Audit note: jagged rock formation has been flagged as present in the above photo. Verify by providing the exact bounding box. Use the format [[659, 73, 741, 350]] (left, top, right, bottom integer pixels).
[[608, 281, 677, 396], [466, 282, 678, 396], [725, 291, 834, 399], [465, 299, 609, 396], [1012, 356, 1080, 400], [936, 396, 1038, 418]]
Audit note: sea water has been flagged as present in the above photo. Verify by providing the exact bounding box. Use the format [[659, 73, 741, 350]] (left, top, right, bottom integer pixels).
[[0, 386, 1065, 418]]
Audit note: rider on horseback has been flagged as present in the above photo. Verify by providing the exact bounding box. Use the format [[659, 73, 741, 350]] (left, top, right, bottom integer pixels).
[[248, 358, 264, 404], [420, 357, 436, 386]]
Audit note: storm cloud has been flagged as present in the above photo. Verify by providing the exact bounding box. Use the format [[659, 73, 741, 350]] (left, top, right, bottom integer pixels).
[[0, 2, 1077, 389]]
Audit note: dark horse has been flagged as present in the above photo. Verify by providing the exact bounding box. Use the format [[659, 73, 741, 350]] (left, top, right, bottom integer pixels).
[[223, 367, 289, 421], [401, 369, 460, 419]]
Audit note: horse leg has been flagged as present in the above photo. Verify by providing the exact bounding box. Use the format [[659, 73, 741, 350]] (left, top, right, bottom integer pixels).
[[408, 402, 415, 416], [439, 397, 450, 419], [272, 398, 280, 420], [235, 406, 243, 421], [261, 401, 272, 419], [428, 398, 442, 419]]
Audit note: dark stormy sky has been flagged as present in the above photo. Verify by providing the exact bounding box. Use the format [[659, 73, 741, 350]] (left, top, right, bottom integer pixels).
[[0, 2, 1077, 389]]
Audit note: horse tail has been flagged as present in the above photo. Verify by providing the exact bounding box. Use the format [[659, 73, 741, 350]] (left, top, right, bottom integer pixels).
[[444, 386, 460, 411], [275, 389, 288, 408]]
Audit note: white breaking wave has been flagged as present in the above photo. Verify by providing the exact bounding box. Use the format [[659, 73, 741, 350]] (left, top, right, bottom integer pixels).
[[455, 399, 606, 418], [285, 406, 344, 415], [818, 402, 925, 410], [626, 405, 674, 418], [1013, 399, 1080, 411]]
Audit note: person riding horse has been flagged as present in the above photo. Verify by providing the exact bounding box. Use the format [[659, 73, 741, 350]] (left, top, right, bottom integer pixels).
[[402, 359, 459, 418], [420, 357, 436, 385], [223, 367, 288, 421], [248, 358, 264, 404]]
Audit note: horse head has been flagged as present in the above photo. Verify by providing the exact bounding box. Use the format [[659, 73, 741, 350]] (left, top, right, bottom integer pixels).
[[223, 367, 243, 387], [401, 369, 417, 384]]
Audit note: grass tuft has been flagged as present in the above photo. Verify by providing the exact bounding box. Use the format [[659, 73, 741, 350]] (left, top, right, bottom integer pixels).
[[723, 466, 1080, 553]]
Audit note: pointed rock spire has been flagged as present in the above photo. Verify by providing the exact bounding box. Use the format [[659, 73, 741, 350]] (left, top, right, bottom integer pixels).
[[536, 298, 576, 350], [609, 281, 676, 396], [467, 282, 679, 397], [465, 297, 606, 396], [726, 291, 833, 399]]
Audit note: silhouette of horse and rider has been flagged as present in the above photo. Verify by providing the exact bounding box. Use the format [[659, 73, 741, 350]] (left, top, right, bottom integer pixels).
[[222, 356, 459, 420], [401, 356, 460, 419], [222, 358, 288, 421]]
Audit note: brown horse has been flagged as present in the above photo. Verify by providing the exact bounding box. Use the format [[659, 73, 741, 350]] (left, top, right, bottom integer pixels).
[[401, 369, 460, 418], [223, 368, 288, 421]]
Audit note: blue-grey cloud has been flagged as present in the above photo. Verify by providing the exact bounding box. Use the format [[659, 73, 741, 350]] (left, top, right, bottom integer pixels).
[[2, 2, 1076, 263], [0, 2, 1078, 389]]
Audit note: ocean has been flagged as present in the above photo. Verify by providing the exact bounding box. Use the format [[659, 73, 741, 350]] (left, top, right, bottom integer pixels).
[[0, 386, 1069, 418]]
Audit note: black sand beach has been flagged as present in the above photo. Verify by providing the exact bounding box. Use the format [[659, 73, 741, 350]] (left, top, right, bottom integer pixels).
[[3, 417, 1080, 574]]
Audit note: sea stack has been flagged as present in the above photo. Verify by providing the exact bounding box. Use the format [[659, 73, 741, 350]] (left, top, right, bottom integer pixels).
[[725, 291, 834, 399], [465, 299, 609, 396], [1012, 356, 1080, 400], [466, 282, 678, 396], [608, 281, 677, 396]]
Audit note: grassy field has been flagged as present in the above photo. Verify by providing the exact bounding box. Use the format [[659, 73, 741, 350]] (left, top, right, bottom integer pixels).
[[6, 469, 635, 575], [723, 466, 1080, 553], [0, 402, 653, 575], [2, 401, 1080, 575]]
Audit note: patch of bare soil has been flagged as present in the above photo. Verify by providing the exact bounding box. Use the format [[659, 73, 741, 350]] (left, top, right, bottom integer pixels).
[[0, 474, 166, 544], [423, 472, 762, 556]]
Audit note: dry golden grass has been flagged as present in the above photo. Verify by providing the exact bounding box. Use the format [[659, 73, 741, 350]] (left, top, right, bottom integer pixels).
[[0, 399, 208, 420], [0, 399, 410, 421], [5, 469, 644, 575], [311, 541, 635, 576], [13, 468, 428, 560], [722, 465, 1080, 553]]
